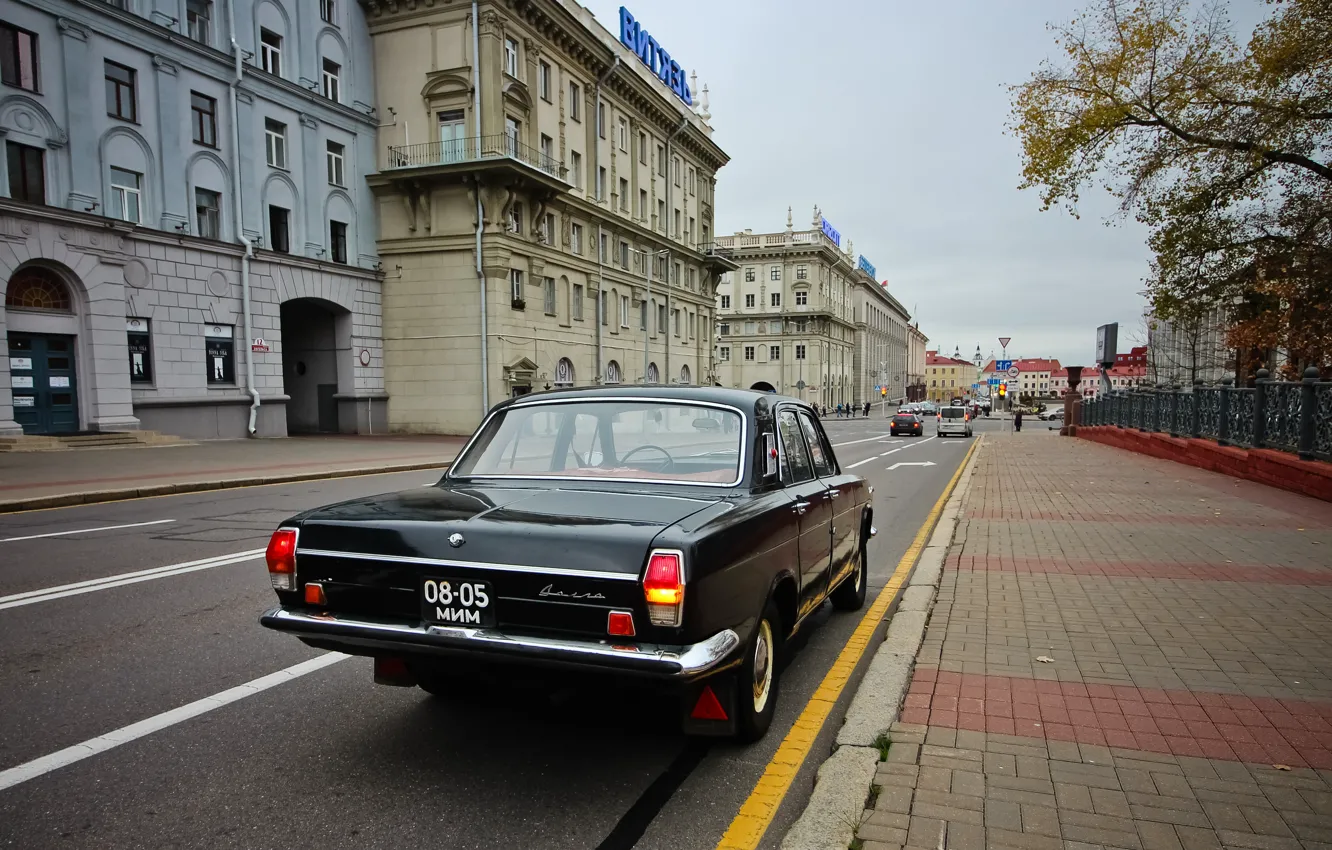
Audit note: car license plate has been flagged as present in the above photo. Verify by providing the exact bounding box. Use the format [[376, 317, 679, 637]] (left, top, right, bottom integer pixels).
[[421, 578, 495, 627]]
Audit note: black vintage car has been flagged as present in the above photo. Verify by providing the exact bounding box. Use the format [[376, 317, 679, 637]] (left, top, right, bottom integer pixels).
[[260, 387, 874, 742]]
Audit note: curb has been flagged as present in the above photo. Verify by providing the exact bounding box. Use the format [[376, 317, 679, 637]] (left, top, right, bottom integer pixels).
[[779, 437, 983, 850], [0, 461, 451, 514]]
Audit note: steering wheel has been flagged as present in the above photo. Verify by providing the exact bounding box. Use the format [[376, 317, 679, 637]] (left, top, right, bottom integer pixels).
[[619, 444, 675, 472]]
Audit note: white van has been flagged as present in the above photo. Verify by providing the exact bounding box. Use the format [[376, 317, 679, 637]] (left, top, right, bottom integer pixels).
[[936, 405, 972, 438]]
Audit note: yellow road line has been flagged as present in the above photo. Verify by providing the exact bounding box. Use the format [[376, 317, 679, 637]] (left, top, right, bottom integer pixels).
[[715, 439, 978, 850]]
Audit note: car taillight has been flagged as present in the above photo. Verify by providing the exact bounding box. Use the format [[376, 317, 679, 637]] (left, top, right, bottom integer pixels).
[[266, 528, 298, 591], [643, 549, 685, 627]]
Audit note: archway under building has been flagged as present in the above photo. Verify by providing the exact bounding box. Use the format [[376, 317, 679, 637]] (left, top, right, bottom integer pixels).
[[280, 297, 352, 433], [750, 381, 777, 393], [5, 264, 83, 435]]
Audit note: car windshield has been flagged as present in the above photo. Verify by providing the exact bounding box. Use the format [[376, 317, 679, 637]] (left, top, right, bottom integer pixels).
[[940, 408, 965, 419], [450, 399, 744, 484]]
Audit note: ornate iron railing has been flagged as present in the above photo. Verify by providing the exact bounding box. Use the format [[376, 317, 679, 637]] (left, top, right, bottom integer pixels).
[[1080, 368, 1330, 462], [386, 134, 567, 181]]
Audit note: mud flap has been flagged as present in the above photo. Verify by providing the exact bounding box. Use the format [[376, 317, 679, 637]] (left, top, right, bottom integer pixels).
[[679, 674, 739, 737]]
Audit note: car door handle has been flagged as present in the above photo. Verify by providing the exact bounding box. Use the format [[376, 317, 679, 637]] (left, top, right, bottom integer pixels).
[[827, 489, 840, 498], [793, 501, 810, 515]]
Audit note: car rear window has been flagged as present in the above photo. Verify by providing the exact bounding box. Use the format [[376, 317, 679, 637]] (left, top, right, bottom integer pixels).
[[893, 415, 915, 423], [451, 400, 744, 484], [940, 408, 965, 419]]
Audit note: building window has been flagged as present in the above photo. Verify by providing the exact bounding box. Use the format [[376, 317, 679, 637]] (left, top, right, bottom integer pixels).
[[618, 240, 629, 268], [618, 177, 628, 211], [540, 212, 554, 244], [195, 188, 220, 239], [795, 290, 808, 306], [259, 29, 282, 76], [673, 209, 681, 237], [570, 222, 583, 254], [507, 202, 523, 234], [656, 144, 665, 176], [745, 267, 755, 282], [540, 133, 553, 164], [597, 102, 606, 138], [190, 92, 217, 146], [672, 156, 680, 186], [769, 320, 782, 334], [745, 293, 755, 308], [639, 131, 647, 164], [770, 266, 781, 281], [0, 23, 39, 91], [321, 59, 340, 102], [543, 277, 556, 315], [770, 345, 781, 361], [326, 141, 345, 185], [538, 60, 551, 101], [205, 324, 235, 384], [104, 61, 136, 121], [569, 150, 582, 189], [184, 0, 213, 43], [268, 205, 290, 253], [744, 346, 755, 361], [796, 344, 806, 360], [109, 167, 142, 223], [617, 117, 628, 151], [126, 318, 152, 384], [568, 82, 581, 121], [719, 346, 730, 361], [504, 37, 519, 77], [598, 233, 608, 263], [510, 269, 523, 303], [329, 220, 347, 263], [6, 142, 45, 204], [796, 265, 808, 280], [264, 119, 286, 168], [573, 284, 584, 321], [638, 189, 647, 219], [639, 300, 647, 331], [320, 0, 335, 23], [599, 289, 607, 326], [657, 303, 667, 334], [770, 292, 781, 307], [620, 294, 629, 327], [657, 199, 666, 229], [596, 166, 606, 201], [720, 295, 731, 309], [688, 167, 695, 195]]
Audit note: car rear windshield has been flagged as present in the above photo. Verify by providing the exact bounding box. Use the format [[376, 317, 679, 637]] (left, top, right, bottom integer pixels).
[[449, 400, 744, 484], [893, 415, 916, 423], [940, 408, 966, 419]]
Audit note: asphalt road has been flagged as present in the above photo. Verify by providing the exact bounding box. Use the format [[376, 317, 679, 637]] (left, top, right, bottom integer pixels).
[[0, 416, 1000, 850]]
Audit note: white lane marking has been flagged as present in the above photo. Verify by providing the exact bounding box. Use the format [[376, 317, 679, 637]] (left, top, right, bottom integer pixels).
[[0, 519, 176, 543], [0, 549, 266, 611], [0, 652, 348, 792], [845, 457, 877, 469], [831, 434, 894, 447], [887, 461, 937, 470]]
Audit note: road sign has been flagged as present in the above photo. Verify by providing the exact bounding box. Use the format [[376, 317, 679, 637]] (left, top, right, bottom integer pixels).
[[996, 359, 1012, 372], [998, 337, 1012, 349], [988, 378, 1000, 386], [251, 338, 270, 353], [1007, 366, 1020, 379]]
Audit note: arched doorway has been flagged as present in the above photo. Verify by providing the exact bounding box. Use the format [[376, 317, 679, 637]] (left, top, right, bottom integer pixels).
[[6, 266, 80, 434], [554, 357, 575, 387], [750, 381, 777, 393], [679, 364, 691, 385], [647, 362, 659, 384], [605, 360, 621, 385], [280, 297, 351, 433]]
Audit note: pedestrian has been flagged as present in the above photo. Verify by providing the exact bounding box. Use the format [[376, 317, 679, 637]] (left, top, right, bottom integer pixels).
[[863, 401, 871, 417], [1014, 408, 1023, 432]]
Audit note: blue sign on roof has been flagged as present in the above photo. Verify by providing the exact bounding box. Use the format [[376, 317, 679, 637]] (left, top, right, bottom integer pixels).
[[619, 7, 693, 106], [820, 217, 841, 247], [857, 255, 876, 278]]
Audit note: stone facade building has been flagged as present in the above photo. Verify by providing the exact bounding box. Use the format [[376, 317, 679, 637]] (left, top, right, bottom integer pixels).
[[713, 209, 860, 407], [852, 273, 910, 405], [361, 0, 732, 434], [1, 0, 384, 438], [906, 323, 928, 401]]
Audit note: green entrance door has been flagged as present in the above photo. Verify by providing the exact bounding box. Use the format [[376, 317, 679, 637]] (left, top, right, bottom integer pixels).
[[9, 333, 78, 434]]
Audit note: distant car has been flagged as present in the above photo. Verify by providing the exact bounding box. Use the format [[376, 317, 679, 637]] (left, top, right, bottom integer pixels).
[[890, 413, 924, 436], [936, 405, 973, 438], [1047, 408, 1065, 422]]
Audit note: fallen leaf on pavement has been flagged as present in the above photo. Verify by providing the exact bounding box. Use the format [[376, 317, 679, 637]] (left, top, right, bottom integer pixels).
[[1274, 764, 1292, 771], [1036, 656, 1055, 663]]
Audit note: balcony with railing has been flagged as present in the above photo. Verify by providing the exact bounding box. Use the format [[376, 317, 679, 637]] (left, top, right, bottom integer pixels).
[[377, 134, 570, 191]]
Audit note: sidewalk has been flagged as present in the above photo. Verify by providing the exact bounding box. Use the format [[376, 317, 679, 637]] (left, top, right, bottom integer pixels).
[[0, 434, 465, 512], [856, 432, 1332, 849]]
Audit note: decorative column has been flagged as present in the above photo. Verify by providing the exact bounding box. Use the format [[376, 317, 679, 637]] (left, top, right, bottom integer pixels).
[[299, 113, 323, 258], [235, 91, 261, 243], [58, 18, 98, 212], [153, 56, 189, 232]]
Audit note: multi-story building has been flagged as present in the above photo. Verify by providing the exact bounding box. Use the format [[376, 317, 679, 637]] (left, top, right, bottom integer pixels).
[[712, 208, 860, 407], [924, 350, 973, 403], [981, 357, 1061, 399], [363, 0, 732, 434], [852, 270, 911, 405], [906, 323, 928, 401], [1, 0, 385, 438]]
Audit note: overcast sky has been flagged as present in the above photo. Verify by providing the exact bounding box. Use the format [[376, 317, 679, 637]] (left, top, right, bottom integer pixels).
[[577, 0, 1265, 368]]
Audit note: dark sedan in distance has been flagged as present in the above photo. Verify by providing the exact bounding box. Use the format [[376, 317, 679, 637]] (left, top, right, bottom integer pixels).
[[890, 412, 924, 436], [260, 387, 874, 742]]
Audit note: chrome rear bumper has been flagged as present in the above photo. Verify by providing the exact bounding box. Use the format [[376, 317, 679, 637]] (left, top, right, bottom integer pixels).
[[260, 607, 740, 679]]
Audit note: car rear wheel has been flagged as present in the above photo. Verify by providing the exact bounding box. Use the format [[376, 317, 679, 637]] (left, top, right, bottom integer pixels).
[[735, 600, 782, 743], [830, 544, 867, 611]]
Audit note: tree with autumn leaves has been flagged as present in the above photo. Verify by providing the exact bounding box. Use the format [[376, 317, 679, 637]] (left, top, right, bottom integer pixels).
[[1011, 0, 1331, 378]]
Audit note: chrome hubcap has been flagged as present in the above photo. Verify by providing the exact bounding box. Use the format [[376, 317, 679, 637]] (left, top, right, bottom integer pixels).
[[752, 619, 774, 713], [854, 554, 863, 592]]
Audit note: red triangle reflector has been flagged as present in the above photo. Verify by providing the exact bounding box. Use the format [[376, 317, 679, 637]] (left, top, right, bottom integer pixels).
[[690, 685, 728, 721]]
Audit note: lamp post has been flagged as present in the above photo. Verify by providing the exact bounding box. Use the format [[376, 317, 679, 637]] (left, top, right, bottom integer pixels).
[[637, 247, 671, 384]]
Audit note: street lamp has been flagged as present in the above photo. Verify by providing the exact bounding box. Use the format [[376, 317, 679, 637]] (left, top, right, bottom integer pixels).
[[635, 247, 672, 383]]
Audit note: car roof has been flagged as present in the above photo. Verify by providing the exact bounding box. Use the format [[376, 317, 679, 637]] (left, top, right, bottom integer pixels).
[[492, 385, 815, 416]]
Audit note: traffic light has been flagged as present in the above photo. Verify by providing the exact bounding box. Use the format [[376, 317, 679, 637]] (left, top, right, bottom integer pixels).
[[998, 383, 1007, 397], [880, 387, 887, 397]]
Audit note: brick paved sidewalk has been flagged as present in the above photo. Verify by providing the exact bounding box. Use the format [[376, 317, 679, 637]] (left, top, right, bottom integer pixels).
[[0, 434, 464, 505], [858, 432, 1332, 849]]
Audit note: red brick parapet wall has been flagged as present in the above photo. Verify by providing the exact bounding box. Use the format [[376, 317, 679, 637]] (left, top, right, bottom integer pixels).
[[1078, 425, 1332, 503]]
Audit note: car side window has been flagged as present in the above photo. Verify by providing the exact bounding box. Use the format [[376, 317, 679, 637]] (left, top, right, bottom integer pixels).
[[797, 413, 836, 476], [777, 410, 815, 485]]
